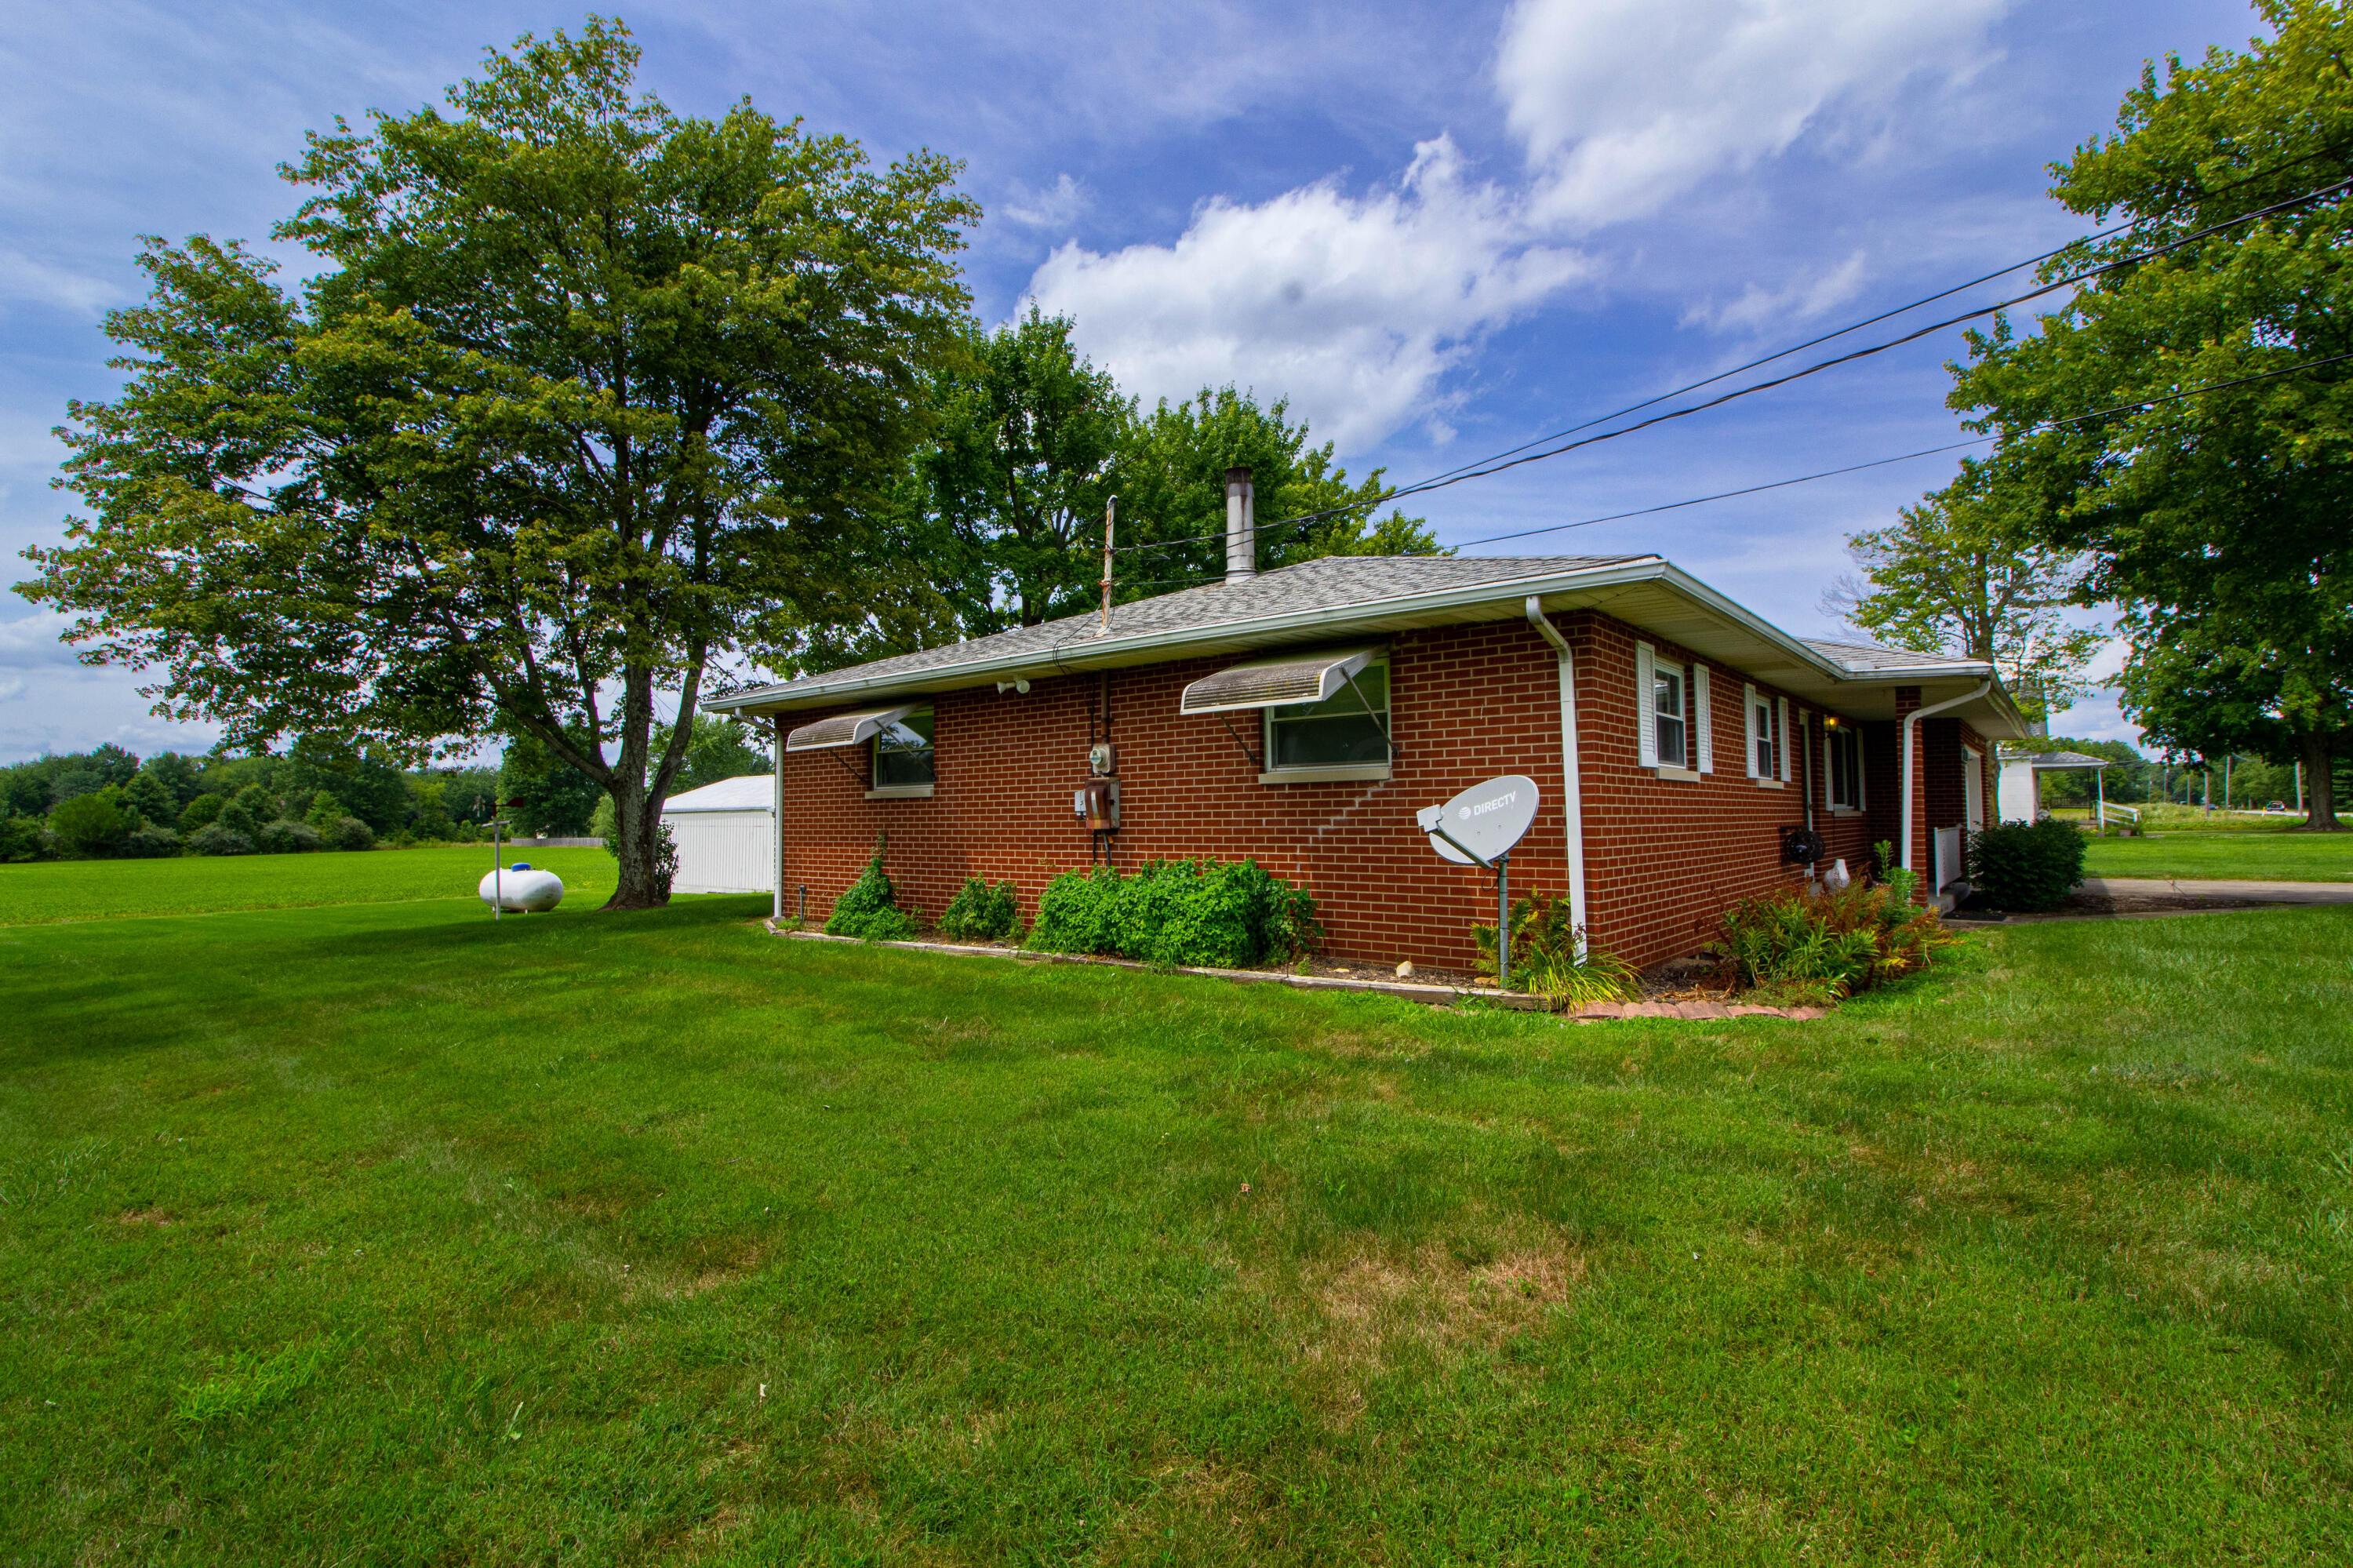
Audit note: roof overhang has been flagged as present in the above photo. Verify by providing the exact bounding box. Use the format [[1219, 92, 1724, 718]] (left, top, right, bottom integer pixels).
[[1999, 751, 2111, 771], [783, 706, 913, 752], [711, 557, 2028, 741], [1180, 648, 1377, 715]]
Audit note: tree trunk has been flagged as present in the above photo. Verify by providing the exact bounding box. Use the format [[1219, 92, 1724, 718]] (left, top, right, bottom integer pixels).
[[602, 773, 671, 908], [2297, 733, 2343, 831]]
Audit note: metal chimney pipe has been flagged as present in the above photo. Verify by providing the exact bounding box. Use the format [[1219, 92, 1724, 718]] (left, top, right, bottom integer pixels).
[[1224, 467, 1256, 581]]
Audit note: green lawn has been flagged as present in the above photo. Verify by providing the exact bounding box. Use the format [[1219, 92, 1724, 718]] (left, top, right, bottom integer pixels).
[[0, 843, 619, 925], [2082, 828, 2353, 882], [5, 873, 2351, 1562]]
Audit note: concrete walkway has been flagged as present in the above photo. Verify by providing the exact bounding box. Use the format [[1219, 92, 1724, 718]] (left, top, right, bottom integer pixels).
[[2081, 876, 2353, 906]]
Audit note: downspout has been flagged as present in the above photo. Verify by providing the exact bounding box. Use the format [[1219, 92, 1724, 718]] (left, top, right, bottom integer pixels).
[[1898, 682, 1991, 875], [772, 715, 786, 922], [1525, 598, 1589, 955]]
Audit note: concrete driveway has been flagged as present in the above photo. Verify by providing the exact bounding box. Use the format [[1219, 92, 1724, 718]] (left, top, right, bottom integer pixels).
[[2081, 876, 2353, 906]]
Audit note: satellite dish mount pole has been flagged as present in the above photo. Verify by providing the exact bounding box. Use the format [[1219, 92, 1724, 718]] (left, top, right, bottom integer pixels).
[[1429, 820, 1508, 987], [1496, 853, 1509, 988]]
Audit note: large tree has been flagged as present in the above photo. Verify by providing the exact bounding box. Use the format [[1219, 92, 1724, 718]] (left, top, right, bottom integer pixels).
[[924, 307, 1129, 629], [18, 19, 977, 901], [1947, 0, 2353, 829], [1828, 453, 2106, 726], [1115, 387, 1442, 592]]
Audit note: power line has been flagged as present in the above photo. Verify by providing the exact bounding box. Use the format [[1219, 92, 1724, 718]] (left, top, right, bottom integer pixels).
[[1415, 351, 2353, 556], [1402, 138, 2351, 494], [1117, 162, 2353, 558], [1038, 353, 2353, 672]]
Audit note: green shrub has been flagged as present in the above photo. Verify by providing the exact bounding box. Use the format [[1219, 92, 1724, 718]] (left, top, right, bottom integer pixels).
[[0, 813, 54, 862], [937, 877, 1021, 941], [1027, 860, 1318, 968], [178, 794, 227, 834], [825, 840, 920, 940], [258, 820, 325, 855], [187, 824, 255, 857], [1708, 881, 1953, 1005], [49, 789, 133, 858], [215, 799, 260, 839], [119, 824, 184, 859], [327, 816, 376, 853], [1967, 818, 2087, 911], [304, 791, 348, 833], [1474, 893, 1639, 1007]]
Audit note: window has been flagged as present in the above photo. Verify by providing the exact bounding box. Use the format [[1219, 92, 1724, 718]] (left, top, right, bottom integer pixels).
[[1265, 658, 1389, 771], [1751, 692, 1778, 779], [871, 706, 935, 788], [1826, 724, 1864, 809], [1653, 660, 1689, 769]]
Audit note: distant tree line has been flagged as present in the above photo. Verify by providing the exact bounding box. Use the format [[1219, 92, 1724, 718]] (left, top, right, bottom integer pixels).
[[0, 712, 769, 862], [2024, 736, 2349, 814]]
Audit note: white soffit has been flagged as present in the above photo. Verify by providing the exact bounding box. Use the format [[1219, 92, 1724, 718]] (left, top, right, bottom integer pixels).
[[784, 706, 913, 752], [1180, 648, 1376, 716]]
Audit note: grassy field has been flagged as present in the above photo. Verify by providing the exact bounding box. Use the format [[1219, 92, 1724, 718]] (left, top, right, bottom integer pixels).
[[2051, 802, 2339, 834], [2079, 827, 2353, 882], [0, 843, 620, 925], [5, 871, 2352, 1562]]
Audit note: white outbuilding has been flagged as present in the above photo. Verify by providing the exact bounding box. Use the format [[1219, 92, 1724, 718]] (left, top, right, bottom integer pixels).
[[660, 774, 775, 894]]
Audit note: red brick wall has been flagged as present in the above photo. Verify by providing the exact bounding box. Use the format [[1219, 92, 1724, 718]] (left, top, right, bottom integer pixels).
[[776, 610, 1959, 970], [1560, 613, 1879, 967]]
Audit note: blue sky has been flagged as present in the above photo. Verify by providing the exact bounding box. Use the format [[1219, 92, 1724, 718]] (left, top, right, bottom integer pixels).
[[0, 0, 2267, 762]]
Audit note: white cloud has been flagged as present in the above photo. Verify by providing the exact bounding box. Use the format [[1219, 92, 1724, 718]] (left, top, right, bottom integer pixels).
[[1026, 136, 1591, 449], [1000, 173, 1088, 231], [1683, 250, 1870, 335], [1494, 0, 2013, 229], [0, 249, 120, 318], [0, 609, 79, 668]]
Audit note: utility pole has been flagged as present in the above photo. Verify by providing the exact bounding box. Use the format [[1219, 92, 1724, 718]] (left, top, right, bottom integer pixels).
[[1097, 495, 1117, 638]]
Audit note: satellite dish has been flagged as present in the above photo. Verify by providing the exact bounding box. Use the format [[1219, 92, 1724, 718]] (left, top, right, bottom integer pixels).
[[1417, 774, 1540, 867]]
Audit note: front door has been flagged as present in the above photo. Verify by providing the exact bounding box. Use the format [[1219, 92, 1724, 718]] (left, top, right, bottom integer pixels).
[[1963, 747, 1984, 832]]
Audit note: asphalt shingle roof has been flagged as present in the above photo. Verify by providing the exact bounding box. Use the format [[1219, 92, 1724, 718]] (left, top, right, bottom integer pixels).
[[1798, 637, 1985, 675], [709, 554, 1983, 711], [714, 555, 1644, 708]]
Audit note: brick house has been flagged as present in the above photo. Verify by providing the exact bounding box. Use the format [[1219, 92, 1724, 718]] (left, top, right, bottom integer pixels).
[[707, 475, 2023, 971]]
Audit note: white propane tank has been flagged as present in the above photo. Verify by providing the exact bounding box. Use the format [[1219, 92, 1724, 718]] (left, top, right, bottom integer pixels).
[[479, 862, 565, 913]]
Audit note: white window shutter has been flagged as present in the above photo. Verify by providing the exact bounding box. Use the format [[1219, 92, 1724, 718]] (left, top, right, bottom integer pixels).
[[1635, 642, 1658, 768], [1693, 667, 1713, 773], [1777, 697, 1791, 782], [1742, 683, 1758, 778], [1857, 730, 1867, 809], [1821, 723, 1834, 808]]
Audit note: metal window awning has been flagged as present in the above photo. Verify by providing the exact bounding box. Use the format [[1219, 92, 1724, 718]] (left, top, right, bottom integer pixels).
[[784, 706, 914, 752], [1179, 648, 1376, 716]]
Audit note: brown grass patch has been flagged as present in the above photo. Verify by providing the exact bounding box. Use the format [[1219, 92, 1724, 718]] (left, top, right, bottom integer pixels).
[[1098, 1460, 1282, 1565], [115, 1206, 173, 1227], [1278, 1234, 1585, 1425]]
